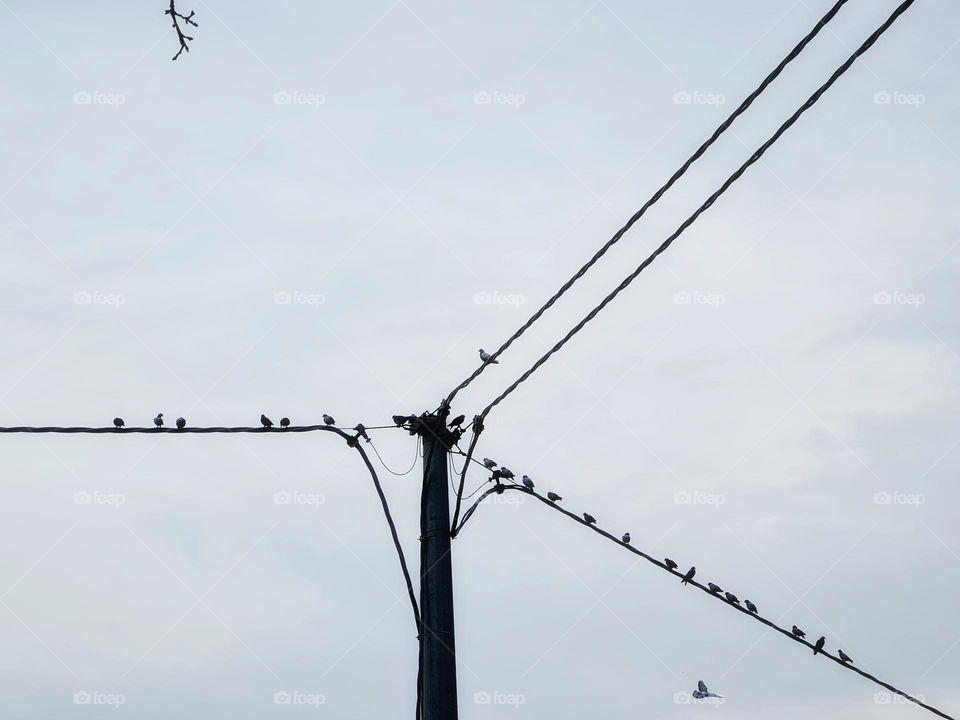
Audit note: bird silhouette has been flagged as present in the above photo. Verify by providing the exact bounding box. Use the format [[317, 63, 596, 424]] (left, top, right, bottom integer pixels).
[[621, 532, 631, 544], [838, 649, 853, 664], [323, 414, 336, 426], [724, 592, 740, 606], [353, 423, 370, 442], [664, 558, 678, 570], [499, 467, 515, 479], [280, 417, 290, 428], [483, 458, 498, 469], [682, 567, 696, 585], [745, 599, 758, 614], [176, 417, 186, 430], [707, 582, 723, 595], [479, 349, 498, 364], [260, 414, 273, 428], [113, 417, 124, 429], [693, 680, 722, 700], [522, 475, 535, 490], [792, 625, 806, 639], [547, 492, 562, 502], [583, 513, 596, 525], [153, 413, 163, 428], [448, 414, 465, 428], [814, 636, 826, 655]]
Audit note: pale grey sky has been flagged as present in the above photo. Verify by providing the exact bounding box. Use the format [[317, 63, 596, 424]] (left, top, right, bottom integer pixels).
[[1, 0, 959, 718]]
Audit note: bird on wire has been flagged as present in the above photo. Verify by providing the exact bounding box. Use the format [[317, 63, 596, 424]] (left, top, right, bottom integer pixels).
[[154, 413, 164, 429], [682, 567, 696, 585], [814, 636, 826, 655], [792, 626, 806, 639], [583, 513, 596, 525], [707, 582, 723, 595], [280, 417, 290, 429], [725, 592, 741, 606], [448, 414, 465, 428], [547, 492, 562, 502], [354, 424, 370, 442], [693, 680, 722, 700], [522, 475, 535, 490], [622, 532, 631, 544], [483, 458, 497, 469], [499, 467, 515, 480], [745, 599, 758, 614], [323, 414, 336, 426], [838, 649, 853, 664], [113, 417, 124, 429], [176, 417, 186, 430], [479, 349, 498, 364], [260, 414, 273, 429], [664, 558, 678, 570]]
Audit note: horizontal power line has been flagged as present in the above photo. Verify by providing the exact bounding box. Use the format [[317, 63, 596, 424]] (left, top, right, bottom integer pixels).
[[0, 424, 381, 434]]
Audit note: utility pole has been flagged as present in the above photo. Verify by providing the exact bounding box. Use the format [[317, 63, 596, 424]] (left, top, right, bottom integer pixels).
[[417, 412, 459, 720]]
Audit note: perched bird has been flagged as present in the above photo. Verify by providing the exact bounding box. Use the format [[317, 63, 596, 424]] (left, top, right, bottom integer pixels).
[[621, 532, 631, 544], [682, 566, 696, 585], [482, 458, 498, 469], [692, 680, 722, 700], [479, 349, 498, 364], [664, 558, 678, 570], [260, 414, 274, 428], [153, 413, 164, 428], [280, 417, 290, 429], [792, 625, 806, 639], [725, 592, 740, 606], [448, 414, 465, 428], [499, 467, 515, 479], [547, 492, 562, 502], [814, 636, 826, 655], [113, 417, 124, 429], [838, 649, 853, 664], [745, 599, 758, 614], [323, 414, 336, 426], [353, 423, 370, 442], [176, 417, 186, 430], [583, 513, 596, 525], [522, 475, 535, 490], [707, 582, 723, 595]]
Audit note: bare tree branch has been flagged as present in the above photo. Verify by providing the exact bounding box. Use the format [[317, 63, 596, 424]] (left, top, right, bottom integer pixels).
[[165, 0, 198, 61]]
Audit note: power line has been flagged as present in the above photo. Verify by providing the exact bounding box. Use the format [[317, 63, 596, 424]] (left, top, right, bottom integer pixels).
[[480, 0, 916, 420], [369, 436, 421, 476], [458, 483, 954, 720], [444, 0, 853, 407], [0, 425, 367, 434]]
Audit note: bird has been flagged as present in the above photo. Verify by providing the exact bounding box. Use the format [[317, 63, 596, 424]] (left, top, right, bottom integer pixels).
[[521, 475, 535, 490], [547, 492, 562, 502], [814, 636, 826, 655], [583, 513, 596, 525], [682, 566, 696, 585], [279, 417, 290, 429], [838, 649, 853, 664], [153, 413, 163, 428], [745, 599, 758, 614], [499, 467, 515, 479], [622, 532, 631, 544], [792, 625, 806, 639], [112, 417, 124, 429], [260, 414, 273, 428], [707, 582, 723, 595], [479, 349, 498, 364], [664, 558, 678, 570], [692, 680, 722, 700], [448, 414, 465, 428], [323, 414, 336, 426], [482, 458, 497, 469], [725, 592, 741, 606], [353, 423, 370, 442], [176, 417, 186, 430]]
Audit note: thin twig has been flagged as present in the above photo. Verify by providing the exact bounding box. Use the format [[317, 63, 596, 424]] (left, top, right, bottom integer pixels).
[[165, 0, 198, 61]]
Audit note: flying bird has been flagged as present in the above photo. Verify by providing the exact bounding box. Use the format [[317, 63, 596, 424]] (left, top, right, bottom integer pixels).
[[353, 423, 370, 442], [621, 532, 631, 544], [113, 417, 124, 429], [745, 599, 758, 614], [448, 414, 465, 428], [323, 414, 336, 426], [280, 417, 290, 428], [176, 417, 186, 430], [838, 649, 853, 664], [260, 414, 273, 428], [479, 349, 498, 364], [583, 513, 596, 525], [482, 458, 498, 469], [792, 625, 806, 639], [814, 636, 826, 655], [522, 475, 535, 490], [692, 680, 722, 700], [547, 492, 562, 502], [664, 558, 678, 570], [707, 582, 723, 595], [154, 413, 164, 428], [681, 567, 696, 585], [724, 592, 740, 606]]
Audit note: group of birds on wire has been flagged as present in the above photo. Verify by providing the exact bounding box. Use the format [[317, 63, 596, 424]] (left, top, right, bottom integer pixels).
[[107, 413, 372, 442]]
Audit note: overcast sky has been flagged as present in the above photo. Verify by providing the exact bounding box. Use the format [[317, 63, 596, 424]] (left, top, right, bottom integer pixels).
[[1, 0, 958, 717]]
